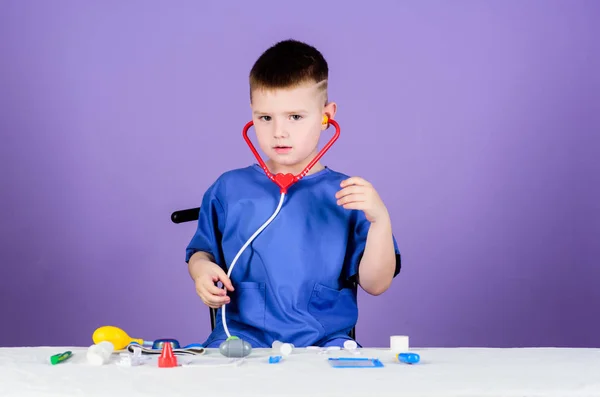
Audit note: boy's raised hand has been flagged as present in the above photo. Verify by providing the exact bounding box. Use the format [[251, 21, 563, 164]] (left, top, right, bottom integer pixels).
[[335, 177, 389, 223], [194, 261, 235, 309]]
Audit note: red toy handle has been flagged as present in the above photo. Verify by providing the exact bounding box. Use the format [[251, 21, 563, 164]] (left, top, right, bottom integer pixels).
[[242, 119, 340, 193]]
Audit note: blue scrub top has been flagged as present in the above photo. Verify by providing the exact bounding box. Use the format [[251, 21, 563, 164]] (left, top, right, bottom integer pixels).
[[186, 164, 401, 348]]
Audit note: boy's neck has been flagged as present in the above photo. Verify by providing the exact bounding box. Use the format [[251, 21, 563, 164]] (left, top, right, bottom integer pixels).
[[265, 158, 325, 176]]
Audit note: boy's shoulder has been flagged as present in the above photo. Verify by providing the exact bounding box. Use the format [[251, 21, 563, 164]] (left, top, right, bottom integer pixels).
[[203, 165, 267, 200], [319, 167, 351, 181]]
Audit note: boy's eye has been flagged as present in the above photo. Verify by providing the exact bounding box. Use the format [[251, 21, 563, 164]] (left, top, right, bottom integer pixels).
[[290, 115, 302, 121], [260, 116, 271, 121]]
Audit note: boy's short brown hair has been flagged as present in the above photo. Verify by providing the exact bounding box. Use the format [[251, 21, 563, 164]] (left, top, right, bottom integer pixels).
[[249, 39, 329, 102]]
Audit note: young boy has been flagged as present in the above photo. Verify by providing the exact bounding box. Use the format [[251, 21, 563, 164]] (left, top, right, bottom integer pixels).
[[186, 39, 401, 349]]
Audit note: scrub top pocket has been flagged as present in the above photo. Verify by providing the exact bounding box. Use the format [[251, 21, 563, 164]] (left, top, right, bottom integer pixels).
[[231, 281, 266, 331], [307, 283, 358, 336]]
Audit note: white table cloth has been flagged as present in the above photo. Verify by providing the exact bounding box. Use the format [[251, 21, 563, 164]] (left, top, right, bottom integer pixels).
[[1, 346, 599, 396]]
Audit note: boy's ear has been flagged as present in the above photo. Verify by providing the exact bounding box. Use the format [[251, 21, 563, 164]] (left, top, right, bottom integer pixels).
[[322, 101, 337, 128]]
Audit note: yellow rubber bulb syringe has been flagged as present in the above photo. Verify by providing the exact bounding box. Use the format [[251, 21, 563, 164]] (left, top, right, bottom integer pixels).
[[92, 326, 150, 350]]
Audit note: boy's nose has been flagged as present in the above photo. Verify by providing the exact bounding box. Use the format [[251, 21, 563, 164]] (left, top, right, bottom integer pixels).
[[273, 122, 288, 138]]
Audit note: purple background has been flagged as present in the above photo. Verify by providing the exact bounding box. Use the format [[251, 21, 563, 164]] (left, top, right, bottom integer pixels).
[[1, 1, 598, 348]]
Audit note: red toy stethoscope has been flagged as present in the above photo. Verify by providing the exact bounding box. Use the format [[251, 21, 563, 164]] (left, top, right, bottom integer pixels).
[[243, 115, 341, 193], [218, 116, 341, 358]]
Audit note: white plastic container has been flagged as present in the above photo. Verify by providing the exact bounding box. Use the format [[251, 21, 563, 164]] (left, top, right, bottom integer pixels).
[[272, 340, 294, 356], [87, 341, 114, 365]]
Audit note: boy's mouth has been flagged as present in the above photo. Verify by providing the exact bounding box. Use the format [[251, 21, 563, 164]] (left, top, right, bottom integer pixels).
[[274, 145, 292, 154]]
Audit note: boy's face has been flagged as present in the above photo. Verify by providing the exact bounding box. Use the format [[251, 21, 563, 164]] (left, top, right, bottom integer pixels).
[[250, 82, 336, 173]]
